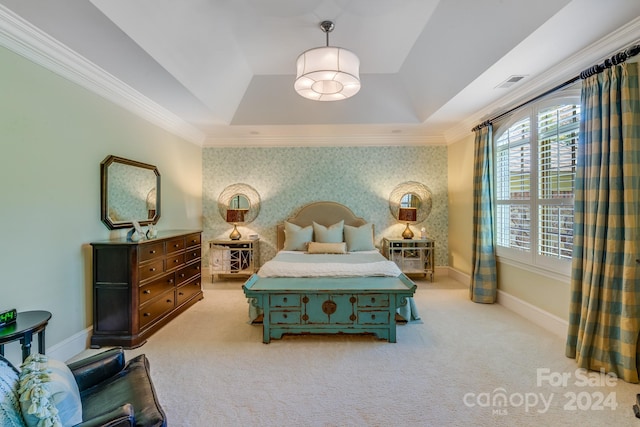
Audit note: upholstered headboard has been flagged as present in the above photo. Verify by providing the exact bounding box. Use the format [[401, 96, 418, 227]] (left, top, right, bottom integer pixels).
[[276, 201, 368, 251]]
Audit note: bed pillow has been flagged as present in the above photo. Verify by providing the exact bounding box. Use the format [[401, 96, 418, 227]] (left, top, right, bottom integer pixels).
[[344, 223, 376, 252], [307, 242, 347, 254], [283, 221, 313, 251], [313, 220, 344, 243], [18, 354, 83, 427]]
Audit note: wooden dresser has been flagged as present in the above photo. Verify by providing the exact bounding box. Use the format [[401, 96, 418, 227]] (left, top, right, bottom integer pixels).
[[90, 230, 203, 348]]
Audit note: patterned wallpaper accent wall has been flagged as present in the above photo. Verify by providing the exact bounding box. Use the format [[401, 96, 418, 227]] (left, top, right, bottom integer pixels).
[[203, 146, 448, 267]]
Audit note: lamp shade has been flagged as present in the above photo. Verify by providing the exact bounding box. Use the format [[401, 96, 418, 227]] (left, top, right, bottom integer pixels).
[[398, 207, 417, 222], [295, 46, 360, 101], [226, 209, 245, 224]]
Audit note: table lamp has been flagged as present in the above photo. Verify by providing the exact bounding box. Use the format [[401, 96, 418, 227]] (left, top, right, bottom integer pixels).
[[398, 207, 417, 239], [226, 209, 245, 240]]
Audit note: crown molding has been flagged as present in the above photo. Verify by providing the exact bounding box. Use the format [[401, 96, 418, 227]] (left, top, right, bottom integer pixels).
[[0, 5, 205, 146], [203, 133, 446, 148], [443, 16, 640, 144]]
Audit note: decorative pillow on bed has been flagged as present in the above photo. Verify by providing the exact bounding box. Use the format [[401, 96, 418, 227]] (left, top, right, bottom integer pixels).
[[312, 220, 344, 243], [344, 223, 376, 252], [283, 221, 313, 251], [307, 242, 347, 254], [18, 354, 83, 427]]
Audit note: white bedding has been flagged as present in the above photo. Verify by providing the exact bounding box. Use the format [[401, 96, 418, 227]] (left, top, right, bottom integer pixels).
[[257, 250, 402, 278]]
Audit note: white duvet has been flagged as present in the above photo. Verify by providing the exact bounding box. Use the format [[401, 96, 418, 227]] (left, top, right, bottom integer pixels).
[[257, 250, 402, 278]]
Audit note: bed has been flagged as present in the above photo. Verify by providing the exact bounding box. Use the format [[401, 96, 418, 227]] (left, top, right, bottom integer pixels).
[[243, 201, 420, 343]]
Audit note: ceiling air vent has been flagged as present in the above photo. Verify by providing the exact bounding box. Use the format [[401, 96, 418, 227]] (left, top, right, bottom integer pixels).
[[495, 75, 527, 89]]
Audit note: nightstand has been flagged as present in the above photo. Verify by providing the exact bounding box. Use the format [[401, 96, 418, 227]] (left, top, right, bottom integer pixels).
[[209, 238, 260, 280], [382, 237, 434, 281]]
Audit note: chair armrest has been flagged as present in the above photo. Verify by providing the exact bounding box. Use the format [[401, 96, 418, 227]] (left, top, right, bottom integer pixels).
[[68, 347, 126, 392], [74, 403, 135, 427]]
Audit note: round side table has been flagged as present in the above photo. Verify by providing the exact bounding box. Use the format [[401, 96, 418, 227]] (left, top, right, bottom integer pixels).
[[0, 310, 52, 362]]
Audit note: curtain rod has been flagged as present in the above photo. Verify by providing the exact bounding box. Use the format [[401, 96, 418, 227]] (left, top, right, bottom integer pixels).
[[472, 41, 640, 132]]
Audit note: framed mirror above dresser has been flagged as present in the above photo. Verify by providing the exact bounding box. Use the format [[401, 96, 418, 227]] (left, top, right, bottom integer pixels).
[[100, 155, 161, 230]]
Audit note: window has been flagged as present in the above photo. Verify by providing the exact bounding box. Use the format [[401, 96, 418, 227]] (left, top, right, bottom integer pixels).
[[494, 94, 579, 275]]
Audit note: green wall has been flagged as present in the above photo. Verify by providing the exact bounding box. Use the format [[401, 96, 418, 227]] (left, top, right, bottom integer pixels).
[[203, 146, 449, 265], [0, 46, 202, 363]]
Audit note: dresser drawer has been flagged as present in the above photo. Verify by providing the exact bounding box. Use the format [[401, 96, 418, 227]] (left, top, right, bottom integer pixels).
[[139, 274, 175, 305], [176, 262, 201, 285], [166, 237, 185, 254], [185, 247, 201, 263], [166, 253, 185, 271], [140, 242, 165, 262], [357, 294, 389, 308], [270, 294, 300, 308], [139, 290, 175, 329], [357, 310, 389, 325], [176, 278, 201, 306], [186, 233, 201, 248], [139, 259, 165, 282], [270, 310, 301, 324]]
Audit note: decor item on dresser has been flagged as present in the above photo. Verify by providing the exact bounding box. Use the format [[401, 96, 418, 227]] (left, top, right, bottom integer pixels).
[[0, 347, 166, 427], [100, 155, 161, 230], [243, 201, 419, 344], [226, 209, 245, 240], [90, 230, 203, 348], [398, 207, 417, 239]]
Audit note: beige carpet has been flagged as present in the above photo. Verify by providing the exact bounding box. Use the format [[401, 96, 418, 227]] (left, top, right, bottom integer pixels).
[[114, 276, 640, 427]]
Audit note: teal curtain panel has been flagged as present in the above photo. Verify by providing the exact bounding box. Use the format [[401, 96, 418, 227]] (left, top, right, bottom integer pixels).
[[470, 124, 498, 303], [566, 62, 640, 383]]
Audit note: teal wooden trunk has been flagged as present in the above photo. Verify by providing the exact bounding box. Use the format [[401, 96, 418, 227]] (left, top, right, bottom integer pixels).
[[243, 275, 416, 343]]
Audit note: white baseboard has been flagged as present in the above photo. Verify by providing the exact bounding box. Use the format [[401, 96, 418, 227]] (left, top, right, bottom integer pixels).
[[446, 266, 567, 340], [48, 326, 92, 363], [497, 290, 568, 340], [446, 267, 470, 285]]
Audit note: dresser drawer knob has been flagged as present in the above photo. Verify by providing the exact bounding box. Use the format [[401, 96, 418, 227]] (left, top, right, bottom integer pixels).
[[302, 296, 309, 304], [371, 314, 376, 319], [174, 244, 180, 248], [144, 290, 151, 294], [370, 297, 376, 303], [350, 314, 356, 321], [179, 291, 184, 296], [144, 312, 151, 317], [193, 252, 198, 256], [180, 273, 185, 278], [283, 313, 287, 318], [283, 297, 287, 303], [349, 296, 356, 304], [150, 267, 156, 272], [174, 259, 179, 263], [302, 314, 309, 321], [166, 299, 172, 303], [150, 250, 156, 254], [168, 279, 174, 284], [196, 266, 200, 270]]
